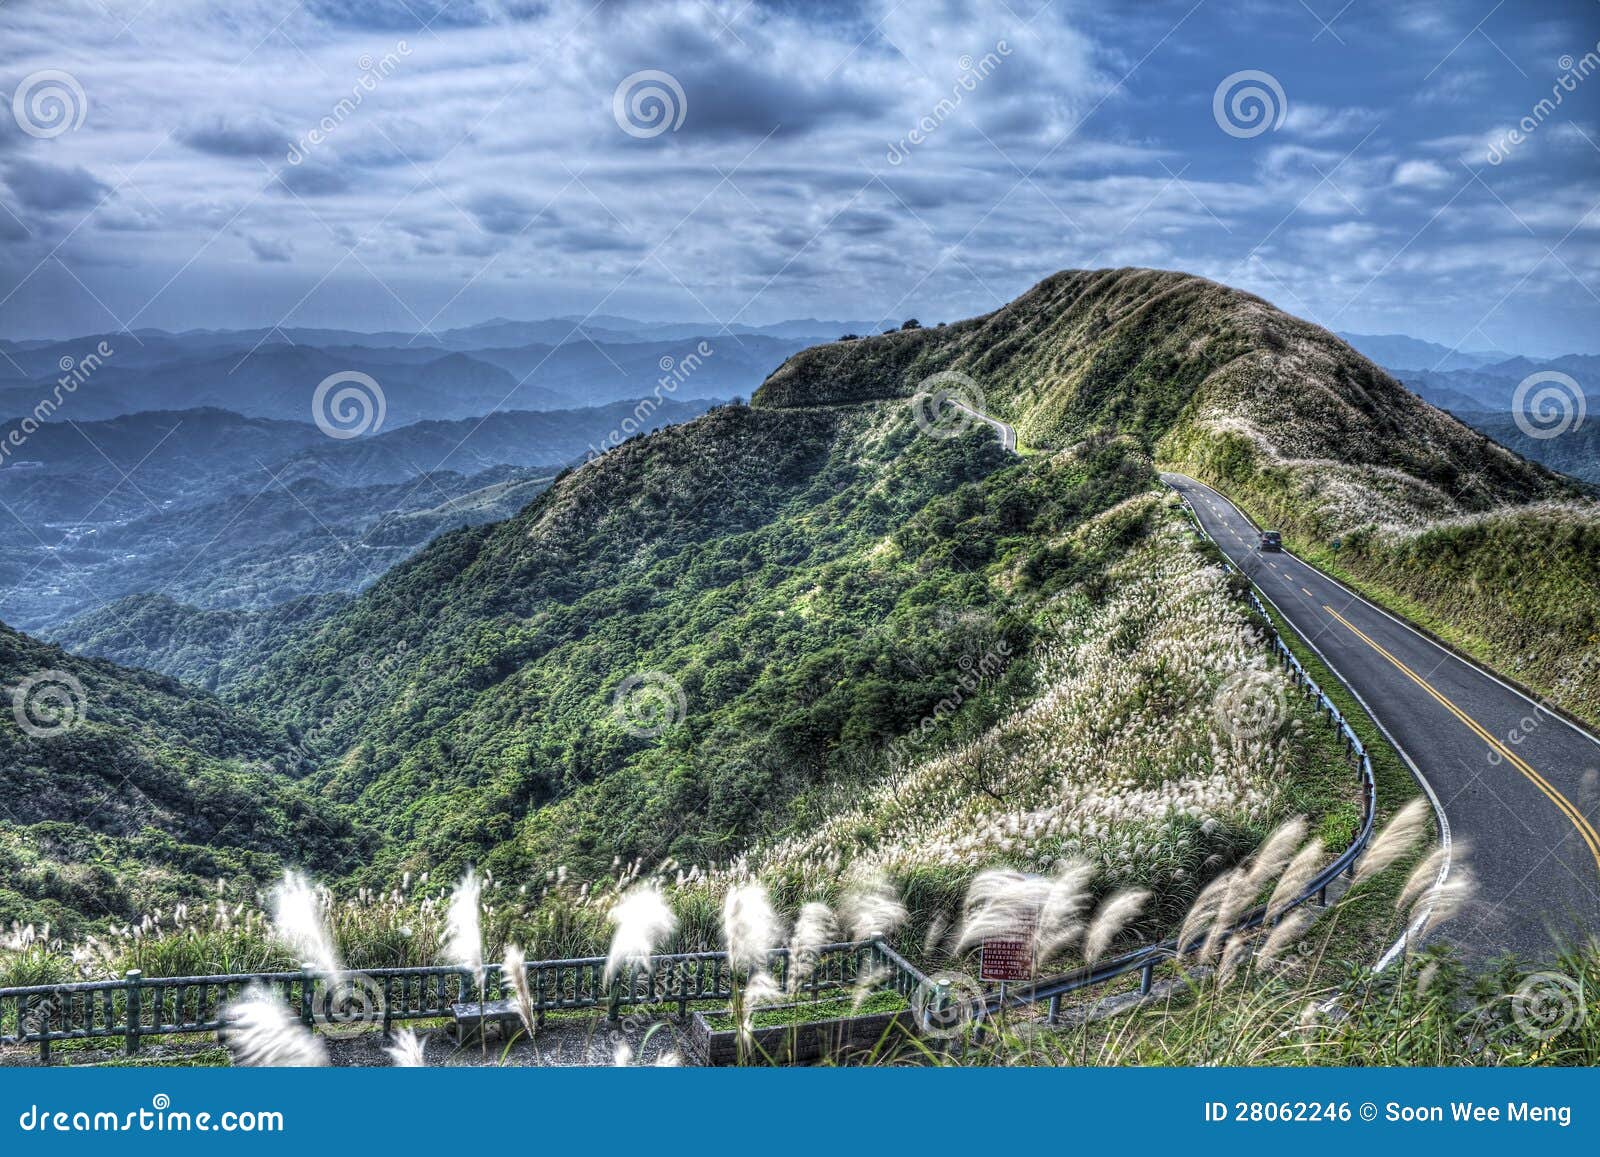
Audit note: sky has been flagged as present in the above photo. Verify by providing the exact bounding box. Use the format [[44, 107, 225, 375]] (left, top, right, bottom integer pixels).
[[0, 0, 1597, 355]]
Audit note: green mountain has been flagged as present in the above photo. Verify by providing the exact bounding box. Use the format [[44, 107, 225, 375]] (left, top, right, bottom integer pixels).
[[10, 267, 1595, 938], [0, 623, 363, 930], [762, 268, 1595, 723]]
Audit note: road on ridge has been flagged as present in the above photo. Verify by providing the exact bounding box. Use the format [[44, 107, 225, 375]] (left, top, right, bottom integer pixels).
[[1164, 472, 1600, 962], [947, 398, 1017, 453]]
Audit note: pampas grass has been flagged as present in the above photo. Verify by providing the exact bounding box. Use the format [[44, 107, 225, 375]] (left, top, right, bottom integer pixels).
[[221, 984, 328, 1067], [502, 943, 534, 1034], [1353, 798, 1430, 885], [604, 885, 677, 984], [1084, 889, 1148, 963], [269, 871, 340, 977], [445, 869, 484, 986], [385, 1028, 427, 1067], [786, 901, 838, 993]]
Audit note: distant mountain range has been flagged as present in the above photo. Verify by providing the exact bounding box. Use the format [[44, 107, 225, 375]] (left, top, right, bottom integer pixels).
[[1337, 334, 1596, 486]]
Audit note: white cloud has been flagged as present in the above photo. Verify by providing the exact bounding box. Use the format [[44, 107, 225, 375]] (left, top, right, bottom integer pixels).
[[1392, 159, 1451, 187]]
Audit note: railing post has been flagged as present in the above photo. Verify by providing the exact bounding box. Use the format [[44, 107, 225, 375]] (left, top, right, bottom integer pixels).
[[607, 969, 625, 1023], [1046, 994, 1060, 1025], [300, 963, 316, 1029], [125, 971, 142, 1055], [1139, 963, 1154, 996]]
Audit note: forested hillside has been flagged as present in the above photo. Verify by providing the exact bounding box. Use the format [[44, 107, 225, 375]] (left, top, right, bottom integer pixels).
[[758, 268, 1598, 725]]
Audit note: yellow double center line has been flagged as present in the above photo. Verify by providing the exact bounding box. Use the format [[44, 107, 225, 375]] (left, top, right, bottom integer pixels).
[[1323, 604, 1600, 874]]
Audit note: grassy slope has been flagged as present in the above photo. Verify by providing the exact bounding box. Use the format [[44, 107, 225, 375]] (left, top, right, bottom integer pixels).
[[228, 402, 1179, 890], [756, 267, 1600, 727], [0, 624, 364, 933]]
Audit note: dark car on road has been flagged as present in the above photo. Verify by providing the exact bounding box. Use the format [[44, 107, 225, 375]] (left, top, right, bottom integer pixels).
[[1258, 530, 1282, 552]]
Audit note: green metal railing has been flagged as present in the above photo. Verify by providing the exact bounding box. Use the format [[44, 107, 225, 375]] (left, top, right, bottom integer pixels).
[[0, 938, 932, 1063]]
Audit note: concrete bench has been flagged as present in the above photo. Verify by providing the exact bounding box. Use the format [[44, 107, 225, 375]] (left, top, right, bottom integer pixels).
[[449, 999, 527, 1043]]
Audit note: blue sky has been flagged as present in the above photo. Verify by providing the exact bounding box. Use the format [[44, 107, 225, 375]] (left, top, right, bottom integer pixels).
[[1, 0, 1597, 354]]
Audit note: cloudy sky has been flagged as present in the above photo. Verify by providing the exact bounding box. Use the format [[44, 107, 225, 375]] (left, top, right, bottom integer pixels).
[[1, 0, 1597, 353]]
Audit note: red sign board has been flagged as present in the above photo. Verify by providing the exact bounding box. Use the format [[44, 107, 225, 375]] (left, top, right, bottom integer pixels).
[[980, 937, 1034, 982]]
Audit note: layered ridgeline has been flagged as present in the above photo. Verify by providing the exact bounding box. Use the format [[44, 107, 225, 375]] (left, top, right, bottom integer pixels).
[[760, 268, 1599, 726], [15, 265, 1546, 945], [200, 398, 1357, 955]]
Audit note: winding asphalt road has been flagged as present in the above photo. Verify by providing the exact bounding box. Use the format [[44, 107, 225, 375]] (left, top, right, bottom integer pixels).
[[947, 398, 1018, 453], [944, 398, 1600, 960], [1165, 473, 1600, 962]]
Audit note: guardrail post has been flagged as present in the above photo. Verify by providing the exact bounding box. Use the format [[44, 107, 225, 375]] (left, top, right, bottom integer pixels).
[[125, 971, 142, 1055], [1046, 995, 1060, 1025], [1139, 963, 1154, 996], [607, 969, 625, 1024], [300, 963, 316, 1028]]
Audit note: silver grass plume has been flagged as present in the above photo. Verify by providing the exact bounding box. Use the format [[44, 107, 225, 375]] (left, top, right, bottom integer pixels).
[[1266, 838, 1326, 921], [1353, 798, 1430, 885], [502, 943, 535, 1033], [721, 883, 779, 972], [786, 901, 838, 993], [1258, 909, 1314, 965], [385, 1028, 427, 1067], [1176, 870, 1236, 957], [605, 885, 678, 984], [445, 868, 484, 987], [840, 871, 906, 942], [1395, 844, 1452, 917], [954, 869, 1050, 958], [269, 871, 340, 978], [1084, 889, 1148, 963], [1244, 817, 1308, 894], [221, 985, 328, 1067], [1036, 859, 1094, 965]]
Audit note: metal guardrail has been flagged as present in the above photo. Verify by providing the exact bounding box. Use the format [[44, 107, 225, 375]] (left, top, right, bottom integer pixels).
[[1, 939, 933, 1063], [982, 495, 1378, 1021]]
